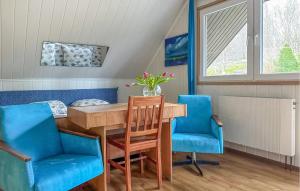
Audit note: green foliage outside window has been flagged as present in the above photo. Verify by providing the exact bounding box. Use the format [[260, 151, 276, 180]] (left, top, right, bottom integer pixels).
[[275, 44, 300, 73], [207, 62, 246, 76], [224, 63, 246, 75], [207, 44, 300, 76]]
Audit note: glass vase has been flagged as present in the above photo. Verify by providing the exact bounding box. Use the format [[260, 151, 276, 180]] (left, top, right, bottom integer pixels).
[[142, 85, 161, 96]]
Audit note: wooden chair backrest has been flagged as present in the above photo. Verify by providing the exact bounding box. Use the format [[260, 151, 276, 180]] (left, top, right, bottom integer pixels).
[[125, 96, 165, 143]]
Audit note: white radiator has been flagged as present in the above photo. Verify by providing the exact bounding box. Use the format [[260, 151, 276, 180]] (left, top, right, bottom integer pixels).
[[218, 96, 296, 157]]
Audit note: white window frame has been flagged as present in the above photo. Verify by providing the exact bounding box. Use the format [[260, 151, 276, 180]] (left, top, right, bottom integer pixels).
[[199, 0, 300, 82]]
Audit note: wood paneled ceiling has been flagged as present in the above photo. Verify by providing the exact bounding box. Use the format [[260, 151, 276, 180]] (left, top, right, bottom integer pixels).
[[0, 0, 185, 78]]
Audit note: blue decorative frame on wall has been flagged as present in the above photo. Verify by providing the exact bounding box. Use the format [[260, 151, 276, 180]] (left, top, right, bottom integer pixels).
[[165, 33, 188, 67]]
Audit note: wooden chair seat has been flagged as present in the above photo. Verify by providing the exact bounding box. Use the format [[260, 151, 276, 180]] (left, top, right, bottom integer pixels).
[[107, 134, 158, 152]]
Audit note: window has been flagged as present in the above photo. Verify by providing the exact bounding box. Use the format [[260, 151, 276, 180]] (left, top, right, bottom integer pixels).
[[199, 0, 300, 82], [261, 0, 300, 76], [207, 25, 247, 77], [200, 0, 253, 81]]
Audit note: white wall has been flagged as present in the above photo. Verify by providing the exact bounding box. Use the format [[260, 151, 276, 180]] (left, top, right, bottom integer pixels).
[[146, 2, 188, 102], [146, 1, 300, 167], [0, 78, 140, 103], [197, 0, 215, 7]]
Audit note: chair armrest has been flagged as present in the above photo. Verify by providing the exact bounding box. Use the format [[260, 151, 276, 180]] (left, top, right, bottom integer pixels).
[[0, 141, 31, 162], [171, 118, 177, 134], [212, 115, 223, 127], [0, 141, 34, 191], [210, 116, 224, 154], [59, 129, 102, 157], [60, 129, 98, 139]]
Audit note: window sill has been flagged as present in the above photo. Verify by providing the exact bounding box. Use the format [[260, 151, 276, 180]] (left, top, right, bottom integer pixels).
[[197, 80, 300, 85]]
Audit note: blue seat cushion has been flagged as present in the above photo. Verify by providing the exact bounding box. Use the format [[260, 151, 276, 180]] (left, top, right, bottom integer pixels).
[[33, 154, 103, 191], [172, 133, 221, 153]]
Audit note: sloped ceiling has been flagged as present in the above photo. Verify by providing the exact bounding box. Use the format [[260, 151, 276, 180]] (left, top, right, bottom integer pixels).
[[0, 0, 185, 79]]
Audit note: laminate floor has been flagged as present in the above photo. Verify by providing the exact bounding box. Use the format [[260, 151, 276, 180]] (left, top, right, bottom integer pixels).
[[107, 151, 299, 191]]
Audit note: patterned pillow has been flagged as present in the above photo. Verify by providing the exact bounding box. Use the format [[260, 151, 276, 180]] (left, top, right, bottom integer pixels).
[[54, 43, 64, 66], [34, 100, 67, 118], [71, 99, 109, 107], [41, 42, 56, 66], [62, 45, 92, 67], [91, 46, 108, 67]]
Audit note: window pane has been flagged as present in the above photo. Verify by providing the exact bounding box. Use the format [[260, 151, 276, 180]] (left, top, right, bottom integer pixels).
[[204, 2, 248, 77], [262, 0, 300, 74]]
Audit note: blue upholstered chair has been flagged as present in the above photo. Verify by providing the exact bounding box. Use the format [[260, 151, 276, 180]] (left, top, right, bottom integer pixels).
[[0, 103, 104, 191], [172, 95, 223, 176]]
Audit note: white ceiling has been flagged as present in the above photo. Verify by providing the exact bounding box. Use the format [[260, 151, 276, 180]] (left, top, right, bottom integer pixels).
[[0, 0, 185, 79]]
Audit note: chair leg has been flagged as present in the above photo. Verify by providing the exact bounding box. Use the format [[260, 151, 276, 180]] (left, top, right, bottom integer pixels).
[[192, 160, 203, 176], [140, 152, 144, 175], [191, 152, 203, 176], [174, 153, 212, 176], [187, 155, 220, 166], [106, 143, 111, 183], [156, 146, 162, 189], [125, 151, 132, 191]]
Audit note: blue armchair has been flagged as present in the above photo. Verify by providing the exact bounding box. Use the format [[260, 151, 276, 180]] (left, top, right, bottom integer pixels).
[[172, 95, 223, 176], [0, 103, 104, 191]]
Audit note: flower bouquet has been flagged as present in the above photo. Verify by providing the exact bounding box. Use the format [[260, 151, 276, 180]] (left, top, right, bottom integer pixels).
[[126, 72, 175, 96]]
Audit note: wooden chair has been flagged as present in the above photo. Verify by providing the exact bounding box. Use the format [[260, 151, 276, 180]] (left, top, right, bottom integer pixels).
[[106, 96, 165, 191]]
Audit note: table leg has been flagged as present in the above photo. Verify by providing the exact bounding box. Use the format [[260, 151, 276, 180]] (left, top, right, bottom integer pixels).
[[161, 120, 172, 181], [145, 120, 173, 182], [89, 127, 107, 191]]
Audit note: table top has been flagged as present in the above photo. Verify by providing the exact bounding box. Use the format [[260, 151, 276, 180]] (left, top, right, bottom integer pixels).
[[70, 103, 184, 113], [68, 102, 186, 129]]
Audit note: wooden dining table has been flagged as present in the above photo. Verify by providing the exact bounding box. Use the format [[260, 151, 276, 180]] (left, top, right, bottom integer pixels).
[[67, 103, 187, 191]]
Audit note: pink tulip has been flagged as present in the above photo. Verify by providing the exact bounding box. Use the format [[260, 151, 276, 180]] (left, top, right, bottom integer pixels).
[[125, 83, 136, 87], [143, 72, 149, 78], [169, 73, 175, 78], [162, 72, 167, 77]]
